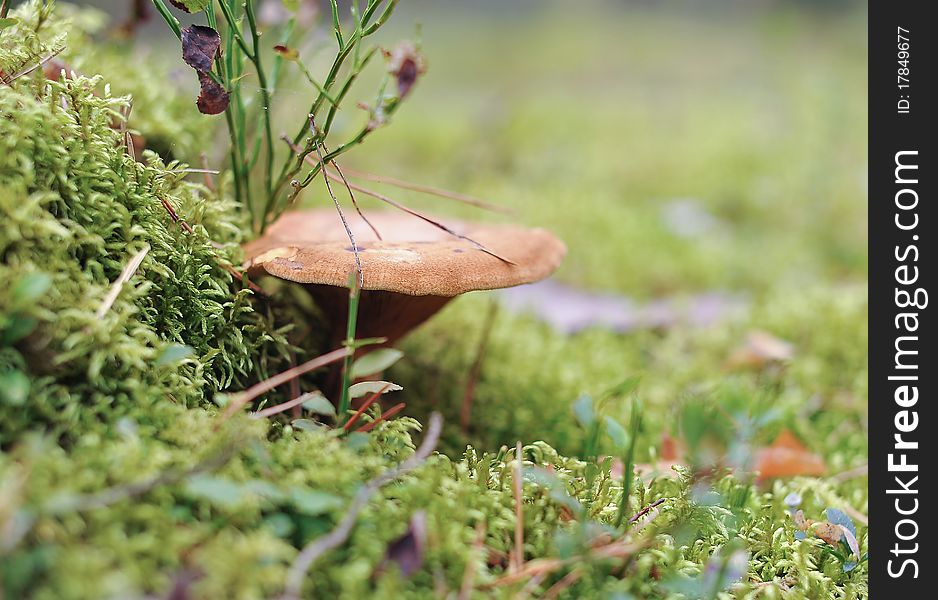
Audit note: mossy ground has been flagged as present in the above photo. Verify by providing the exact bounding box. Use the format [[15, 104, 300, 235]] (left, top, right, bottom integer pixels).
[[2, 2, 867, 598]]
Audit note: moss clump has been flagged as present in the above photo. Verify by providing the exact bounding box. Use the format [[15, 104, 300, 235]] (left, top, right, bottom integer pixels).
[[0, 3, 291, 444]]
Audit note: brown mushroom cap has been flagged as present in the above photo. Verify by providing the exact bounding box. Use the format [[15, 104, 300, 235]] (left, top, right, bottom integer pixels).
[[243, 209, 565, 397], [243, 209, 566, 296]]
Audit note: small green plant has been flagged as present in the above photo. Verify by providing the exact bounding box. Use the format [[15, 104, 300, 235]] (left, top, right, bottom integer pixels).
[[150, 0, 415, 235]]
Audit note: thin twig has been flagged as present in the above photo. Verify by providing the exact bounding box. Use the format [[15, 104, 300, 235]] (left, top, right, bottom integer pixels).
[[541, 569, 582, 600], [282, 135, 380, 239], [96, 245, 150, 319], [628, 498, 666, 524], [283, 135, 513, 264], [512, 441, 525, 573], [343, 383, 391, 431], [278, 413, 444, 600], [308, 115, 364, 287], [355, 402, 406, 433], [461, 300, 498, 434], [158, 195, 194, 234], [340, 166, 510, 214], [220, 347, 350, 422], [199, 153, 216, 192], [322, 169, 515, 264], [2, 47, 64, 86], [330, 158, 383, 240], [250, 391, 321, 420]]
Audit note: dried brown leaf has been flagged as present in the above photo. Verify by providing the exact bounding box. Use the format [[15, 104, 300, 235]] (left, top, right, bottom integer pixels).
[[181, 25, 221, 72], [196, 71, 229, 115], [388, 42, 426, 99], [754, 430, 825, 480]]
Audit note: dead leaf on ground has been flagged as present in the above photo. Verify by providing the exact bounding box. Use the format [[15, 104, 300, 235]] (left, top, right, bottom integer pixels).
[[754, 430, 825, 480], [726, 330, 794, 370]]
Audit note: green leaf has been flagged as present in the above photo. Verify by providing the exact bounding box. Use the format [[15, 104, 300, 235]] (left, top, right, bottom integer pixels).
[[299, 392, 336, 417], [289, 489, 342, 515], [12, 273, 51, 309], [348, 380, 403, 399], [168, 0, 210, 13], [604, 376, 641, 398], [573, 394, 595, 428], [350, 348, 403, 378], [291, 419, 325, 432], [345, 336, 387, 349], [2, 316, 38, 345], [0, 18, 19, 30], [0, 371, 30, 406], [156, 344, 194, 366], [604, 416, 629, 449], [345, 432, 370, 450], [185, 475, 247, 508]]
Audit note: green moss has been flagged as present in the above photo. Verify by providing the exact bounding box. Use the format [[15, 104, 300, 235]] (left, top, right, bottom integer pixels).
[[2, 2, 867, 599]]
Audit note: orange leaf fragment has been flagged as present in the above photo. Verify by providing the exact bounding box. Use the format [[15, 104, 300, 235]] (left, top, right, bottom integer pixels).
[[754, 429, 825, 480]]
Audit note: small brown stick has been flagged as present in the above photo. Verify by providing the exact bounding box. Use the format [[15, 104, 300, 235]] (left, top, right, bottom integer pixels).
[[278, 413, 444, 600], [307, 116, 364, 287], [282, 135, 513, 264], [1, 47, 64, 86], [329, 158, 383, 240], [220, 346, 350, 422], [282, 135, 381, 240], [199, 153, 216, 191], [96, 245, 150, 319], [343, 383, 391, 431], [511, 441, 525, 573], [340, 166, 510, 214], [158, 195, 195, 234], [250, 391, 319, 420], [513, 574, 546, 600], [322, 169, 515, 265], [355, 402, 406, 433], [457, 522, 487, 600], [461, 300, 498, 434], [541, 569, 582, 600], [487, 539, 646, 588], [628, 498, 666, 524]]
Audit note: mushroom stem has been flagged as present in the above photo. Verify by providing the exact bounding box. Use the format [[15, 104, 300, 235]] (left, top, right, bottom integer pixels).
[[306, 284, 452, 400], [306, 285, 452, 348]]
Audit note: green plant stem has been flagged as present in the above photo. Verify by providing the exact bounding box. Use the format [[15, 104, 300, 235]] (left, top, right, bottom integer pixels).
[[329, 0, 343, 48], [338, 279, 361, 424], [615, 399, 643, 529], [150, 0, 181, 40], [243, 0, 275, 211], [215, 0, 254, 59]]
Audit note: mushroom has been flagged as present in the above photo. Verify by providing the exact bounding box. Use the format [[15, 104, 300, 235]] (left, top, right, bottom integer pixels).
[[243, 208, 565, 358]]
